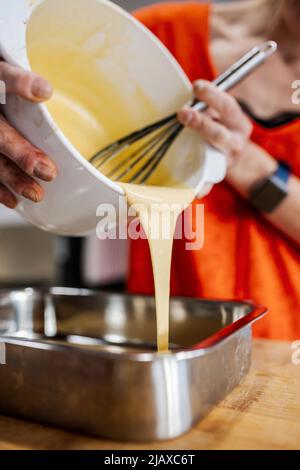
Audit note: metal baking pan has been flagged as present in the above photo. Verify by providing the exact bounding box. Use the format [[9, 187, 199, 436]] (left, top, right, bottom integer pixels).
[[0, 288, 267, 441]]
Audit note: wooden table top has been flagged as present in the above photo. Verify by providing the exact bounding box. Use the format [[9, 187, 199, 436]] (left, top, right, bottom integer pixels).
[[0, 339, 299, 450]]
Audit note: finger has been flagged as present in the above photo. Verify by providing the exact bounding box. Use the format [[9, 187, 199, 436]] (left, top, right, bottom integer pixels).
[[178, 108, 233, 151], [178, 108, 247, 159], [0, 154, 44, 202], [193, 80, 252, 135], [205, 107, 221, 121], [0, 61, 52, 102], [0, 115, 57, 181], [0, 182, 18, 209]]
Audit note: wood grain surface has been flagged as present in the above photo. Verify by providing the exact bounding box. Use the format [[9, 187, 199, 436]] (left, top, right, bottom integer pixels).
[[0, 339, 299, 450]]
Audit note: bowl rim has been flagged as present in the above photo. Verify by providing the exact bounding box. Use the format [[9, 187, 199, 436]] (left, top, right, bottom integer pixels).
[[0, 287, 268, 362]]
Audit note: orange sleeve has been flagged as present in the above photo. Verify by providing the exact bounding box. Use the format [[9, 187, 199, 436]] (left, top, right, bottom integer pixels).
[[133, 2, 214, 82]]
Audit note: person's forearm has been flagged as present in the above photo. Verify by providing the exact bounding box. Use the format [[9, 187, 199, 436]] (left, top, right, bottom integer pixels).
[[226, 141, 300, 246]]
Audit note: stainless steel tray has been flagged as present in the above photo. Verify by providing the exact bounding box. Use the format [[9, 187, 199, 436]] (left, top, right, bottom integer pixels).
[[0, 288, 267, 442]]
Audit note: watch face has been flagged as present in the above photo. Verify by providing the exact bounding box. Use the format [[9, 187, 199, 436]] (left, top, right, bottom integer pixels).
[[250, 176, 289, 213]]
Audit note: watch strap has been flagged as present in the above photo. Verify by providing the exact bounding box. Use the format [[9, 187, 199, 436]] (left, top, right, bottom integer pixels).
[[249, 161, 291, 213], [274, 161, 290, 184]]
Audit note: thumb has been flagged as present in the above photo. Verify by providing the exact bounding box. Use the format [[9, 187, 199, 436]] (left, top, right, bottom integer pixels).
[[0, 61, 52, 102]]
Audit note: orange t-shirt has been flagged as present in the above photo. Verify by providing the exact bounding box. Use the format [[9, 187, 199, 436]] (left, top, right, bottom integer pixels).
[[128, 2, 300, 341]]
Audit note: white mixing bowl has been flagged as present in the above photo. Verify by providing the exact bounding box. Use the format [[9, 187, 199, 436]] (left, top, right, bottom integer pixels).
[[0, 0, 226, 236]]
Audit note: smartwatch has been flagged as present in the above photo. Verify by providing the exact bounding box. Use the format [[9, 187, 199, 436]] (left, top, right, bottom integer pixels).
[[249, 161, 291, 213]]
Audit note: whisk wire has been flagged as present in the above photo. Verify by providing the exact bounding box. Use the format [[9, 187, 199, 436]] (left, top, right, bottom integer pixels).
[[106, 120, 178, 182], [90, 114, 177, 168], [133, 123, 183, 184]]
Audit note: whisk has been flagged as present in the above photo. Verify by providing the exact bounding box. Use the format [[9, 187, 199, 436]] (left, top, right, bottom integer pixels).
[[89, 41, 277, 185]]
